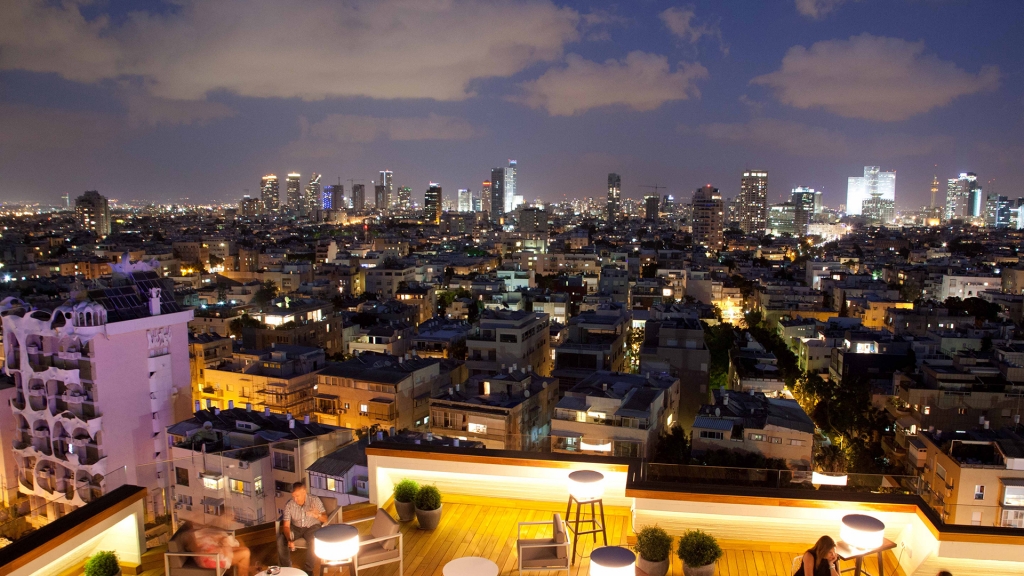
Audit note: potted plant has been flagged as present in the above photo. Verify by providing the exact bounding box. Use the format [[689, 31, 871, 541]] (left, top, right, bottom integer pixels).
[[393, 478, 419, 522], [635, 526, 673, 576], [414, 485, 442, 530], [84, 550, 121, 576], [677, 529, 721, 576]]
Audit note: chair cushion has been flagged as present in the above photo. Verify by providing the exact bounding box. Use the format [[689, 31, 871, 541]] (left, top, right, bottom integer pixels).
[[552, 514, 567, 559], [171, 561, 220, 576], [323, 497, 338, 516], [293, 537, 307, 549], [520, 542, 566, 569], [370, 509, 400, 551], [359, 542, 401, 565], [167, 537, 187, 569]]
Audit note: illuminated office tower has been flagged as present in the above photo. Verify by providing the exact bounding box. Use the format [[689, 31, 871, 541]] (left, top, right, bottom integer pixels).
[[504, 160, 519, 213], [847, 166, 895, 218], [379, 170, 393, 209], [305, 173, 321, 215], [791, 187, 818, 236], [261, 175, 279, 211], [691, 184, 724, 250], [75, 190, 112, 237], [739, 170, 768, 235], [323, 184, 343, 210], [352, 184, 365, 211], [986, 193, 1010, 228], [945, 172, 978, 221], [661, 194, 675, 216], [607, 173, 622, 221], [458, 188, 473, 212], [397, 186, 412, 210], [481, 182, 492, 214], [490, 168, 505, 220], [424, 183, 442, 224], [472, 191, 483, 212], [286, 173, 302, 211]]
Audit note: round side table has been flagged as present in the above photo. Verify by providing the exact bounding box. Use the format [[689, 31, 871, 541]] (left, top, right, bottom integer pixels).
[[256, 568, 308, 576], [443, 556, 499, 576]]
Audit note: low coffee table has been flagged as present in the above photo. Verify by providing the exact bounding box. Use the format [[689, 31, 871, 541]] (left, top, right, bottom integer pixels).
[[443, 556, 499, 576], [256, 568, 308, 576]]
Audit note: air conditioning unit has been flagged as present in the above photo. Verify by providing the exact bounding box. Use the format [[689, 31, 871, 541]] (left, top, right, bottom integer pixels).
[[174, 503, 183, 510], [239, 461, 249, 469]]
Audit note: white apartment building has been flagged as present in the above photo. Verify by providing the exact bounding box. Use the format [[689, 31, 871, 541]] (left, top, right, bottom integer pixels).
[[938, 274, 1001, 301], [466, 310, 551, 377], [2, 259, 193, 521], [364, 265, 417, 297]]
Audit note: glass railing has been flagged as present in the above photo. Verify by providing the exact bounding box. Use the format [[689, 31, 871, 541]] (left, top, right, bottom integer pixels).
[[636, 463, 923, 496]]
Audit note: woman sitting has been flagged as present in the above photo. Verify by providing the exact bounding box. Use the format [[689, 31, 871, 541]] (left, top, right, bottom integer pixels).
[[795, 535, 840, 576], [183, 522, 252, 575]]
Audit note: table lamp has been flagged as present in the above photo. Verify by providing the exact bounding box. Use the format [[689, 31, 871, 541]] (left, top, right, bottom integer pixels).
[[840, 514, 885, 550], [568, 470, 605, 502], [314, 524, 360, 566], [590, 545, 635, 576]]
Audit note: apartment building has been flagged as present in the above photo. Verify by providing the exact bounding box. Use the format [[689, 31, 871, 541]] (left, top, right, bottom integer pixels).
[[189, 304, 251, 336], [410, 319, 471, 359], [466, 310, 551, 378], [429, 369, 557, 450], [2, 263, 193, 521], [598, 266, 630, 304], [552, 310, 627, 393], [188, 333, 233, 402], [728, 335, 785, 396], [167, 407, 350, 529], [348, 322, 414, 357], [691, 390, 815, 470], [639, 318, 710, 384], [918, 428, 1024, 527], [885, 306, 974, 338], [244, 299, 343, 354], [395, 283, 437, 325], [198, 344, 324, 418], [314, 353, 442, 431], [829, 329, 911, 389], [551, 371, 680, 458], [364, 265, 417, 298]]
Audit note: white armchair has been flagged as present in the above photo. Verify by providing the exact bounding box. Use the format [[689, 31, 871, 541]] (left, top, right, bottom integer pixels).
[[517, 513, 570, 574]]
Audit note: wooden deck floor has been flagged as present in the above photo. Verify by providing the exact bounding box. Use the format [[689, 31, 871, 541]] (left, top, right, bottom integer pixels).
[[137, 496, 906, 576]]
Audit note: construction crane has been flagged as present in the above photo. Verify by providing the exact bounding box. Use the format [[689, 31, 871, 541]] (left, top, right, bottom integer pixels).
[[640, 184, 666, 197]]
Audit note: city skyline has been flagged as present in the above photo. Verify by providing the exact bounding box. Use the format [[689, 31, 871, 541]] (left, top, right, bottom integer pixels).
[[0, 0, 1021, 209]]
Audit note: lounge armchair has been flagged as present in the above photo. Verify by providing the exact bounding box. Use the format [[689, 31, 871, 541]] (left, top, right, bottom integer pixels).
[[275, 496, 342, 550], [354, 508, 403, 575], [517, 513, 570, 574], [164, 523, 236, 576]]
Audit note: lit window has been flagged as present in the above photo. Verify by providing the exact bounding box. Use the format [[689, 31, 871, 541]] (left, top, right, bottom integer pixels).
[[975, 485, 985, 500], [468, 423, 487, 434], [924, 406, 931, 415], [202, 475, 223, 490]]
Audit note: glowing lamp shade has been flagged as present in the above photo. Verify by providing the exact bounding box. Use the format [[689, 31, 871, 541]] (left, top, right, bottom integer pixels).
[[568, 470, 605, 502], [840, 514, 885, 551], [314, 524, 360, 564], [590, 546, 635, 576]]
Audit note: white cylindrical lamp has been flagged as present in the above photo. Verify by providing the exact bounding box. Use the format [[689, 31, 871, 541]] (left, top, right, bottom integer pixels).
[[840, 514, 885, 550], [314, 523, 360, 565], [568, 470, 605, 502], [590, 545, 635, 576]]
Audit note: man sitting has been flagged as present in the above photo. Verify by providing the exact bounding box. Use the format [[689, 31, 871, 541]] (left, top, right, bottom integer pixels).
[[277, 481, 328, 573]]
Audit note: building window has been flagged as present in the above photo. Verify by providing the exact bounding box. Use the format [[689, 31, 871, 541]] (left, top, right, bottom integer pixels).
[[769, 437, 782, 444], [975, 485, 985, 500], [176, 467, 190, 487], [327, 477, 338, 492], [935, 463, 946, 482], [273, 451, 295, 472], [971, 511, 982, 526], [229, 479, 251, 496], [790, 439, 806, 447], [359, 404, 368, 415], [499, 334, 518, 343], [699, 431, 724, 440], [202, 476, 223, 490], [468, 423, 487, 434], [748, 433, 765, 442], [254, 477, 263, 497], [923, 406, 930, 415], [958, 408, 967, 415]]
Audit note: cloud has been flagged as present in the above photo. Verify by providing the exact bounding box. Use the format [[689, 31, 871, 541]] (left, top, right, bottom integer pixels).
[[751, 34, 999, 121], [0, 103, 119, 154], [659, 7, 728, 55], [124, 94, 237, 127], [794, 0, 851, 19], [694, 117, 952, 158], [514, 52, 708, 116], [301, 113, 482, 144], [0, 0, 580, 102]]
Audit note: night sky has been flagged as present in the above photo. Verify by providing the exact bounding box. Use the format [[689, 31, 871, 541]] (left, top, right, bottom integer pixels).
[[1, 0, 1021, 209]]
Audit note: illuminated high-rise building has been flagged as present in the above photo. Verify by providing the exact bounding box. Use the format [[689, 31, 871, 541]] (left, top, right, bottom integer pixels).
[[397, 186, 412, 210], [692, 185, 724, 250], [986, 193, 1010, 228], [424, 183, 442, 224], [458, 188, 473, 212], [739, 170, 768, 235], [261, 174, 279, 211], [945, 172, 978, 221], [847, 166, 894, 218], [791, 187, 818, 236], [305, 173, 321, 215], [481, 181, 492, 214], [323, 184, 343, 210], [607, 173, 621, 221], [286, 172, 302, 211], [661, 194, 675, 215], [352, 184, 365, 211], [75, 190, 111, 237], [379, 170, 393, 209], [504, 160, 518, 213], [374, 183, 386, 210], [490, 168, 505, 220]]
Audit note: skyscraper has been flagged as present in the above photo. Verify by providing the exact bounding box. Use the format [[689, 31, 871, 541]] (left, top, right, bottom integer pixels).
[[352, 183, 365, 211], [504, 160, 519, 213], [691, 184, 724, 250], [739, 170, 768, 235], [425, 183, 442, 224], [458, 188, 473, 212], [930, 176, 939, 210], [379, 170, 393, 209], [986, 193, 1010, 228], [323, 184, 343, 210], [286, 172, 302, 212], [261, 174, 279, 212], [661, 194, 675, 216], [374, 183, 387, 210], [791, 187, 817, 236], [397, 186, 412, 210], [490, 168, 505, 221], [644, 195, 660, 223], [75, 190, 111, 237], [481, 181, 492, 214], [846, 166, 895, 218], [607, 173, 621, 221], [305, 173, 321, 215], [945, 172, 978, 221]]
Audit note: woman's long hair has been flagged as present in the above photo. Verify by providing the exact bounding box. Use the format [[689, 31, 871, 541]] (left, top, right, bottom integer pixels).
[[809, 535, 836, 568]]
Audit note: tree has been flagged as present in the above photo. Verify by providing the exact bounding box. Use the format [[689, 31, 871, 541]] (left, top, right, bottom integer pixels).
[[252, 280, 278, 308], [652, 425, 690, 464], [640, 263, 658, 278], [228, 314, 263, 339], [816, 444, 849, 473]]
